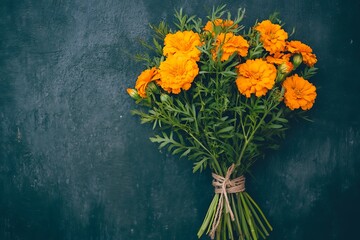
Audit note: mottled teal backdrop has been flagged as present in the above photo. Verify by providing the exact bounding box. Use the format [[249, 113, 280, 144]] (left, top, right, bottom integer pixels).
[[1, 0, 359, 239]]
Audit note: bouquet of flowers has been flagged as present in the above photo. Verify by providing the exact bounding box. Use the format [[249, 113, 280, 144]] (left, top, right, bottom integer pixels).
[[127, 5, 317, 240]]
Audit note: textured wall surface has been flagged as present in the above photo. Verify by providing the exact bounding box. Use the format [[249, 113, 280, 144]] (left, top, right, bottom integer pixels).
[[1, 0, 359, 239]]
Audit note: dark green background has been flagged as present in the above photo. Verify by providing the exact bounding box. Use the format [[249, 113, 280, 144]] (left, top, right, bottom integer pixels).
[[1, 0, 359, 239]]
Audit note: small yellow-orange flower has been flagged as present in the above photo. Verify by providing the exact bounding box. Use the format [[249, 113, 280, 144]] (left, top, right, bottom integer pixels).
[[203, 19, 238, 33], [266, 52, 291, 65], [213, 32, 249, 61], [255, 20, 288, 54], [282, 74, 317, 110], [158, 53, 199, 94], [135, 67, 160, 98], [278, 61, 294, 74], [126, 88, 140, 100], [286, 40, 317, 67], [163, 31, 202, 61], [236, 59, 277, 97]]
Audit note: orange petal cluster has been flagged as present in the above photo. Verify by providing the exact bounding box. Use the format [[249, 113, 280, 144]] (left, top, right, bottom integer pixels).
[[135, 67, 160, 98], [282, 74, 317, 110], [163, 30, 202, 61], [235, 59, 277, 97], [286, 40, 317, 67], [158, 53, 199, 94], [212, 33, 249, 61], [266, 52, 291, 65], [255, 20, 288, 54]]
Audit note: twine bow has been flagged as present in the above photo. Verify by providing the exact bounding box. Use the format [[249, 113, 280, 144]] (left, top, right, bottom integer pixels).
[[209, 164, 246, 239]]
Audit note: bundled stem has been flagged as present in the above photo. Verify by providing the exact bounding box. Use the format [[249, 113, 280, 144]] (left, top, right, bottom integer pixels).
[[198, 187, 272, 240]]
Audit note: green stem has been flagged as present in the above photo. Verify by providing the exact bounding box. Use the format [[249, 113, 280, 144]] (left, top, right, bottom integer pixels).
[[222, 213, 226, 240], [192, 107, 200, 134], [245, 192, 273, 231], [226, 211, 234, 240], [243, 193, 270, 236], [236, 106, 273, 166], [187, 131, 223, 175], [256, 225, 266, 239], [237, 194, 251, 239], [231, 194, 242, 237], [236, 138, 249, 167], [216, 216, 222, 240], [233, 94, 240, 151], [240, 193, 258, 240], [207, 195, 219, 236], [197, 194, 219, 238]]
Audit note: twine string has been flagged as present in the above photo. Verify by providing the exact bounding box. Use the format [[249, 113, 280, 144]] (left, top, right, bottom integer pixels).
[[209, 164, 246, 239]]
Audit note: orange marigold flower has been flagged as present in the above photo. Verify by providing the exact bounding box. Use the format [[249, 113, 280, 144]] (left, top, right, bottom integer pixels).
[[163, 31, 202, 61], [212, 32, 249, 61], [235, 59, 277, 97], [203, 19, 238, 33], [286, 40, 317, 67], [255, 20, 288, 54], [282, 74, 317, 110], [135, 67, 160, 98], [158, 53, 199, 94], [266, 52, 291, 65]]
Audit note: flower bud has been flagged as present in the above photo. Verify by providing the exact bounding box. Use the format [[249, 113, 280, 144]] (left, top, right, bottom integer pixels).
[[278, 62, 294, 74], [146, 81, 159, 94], [292, 54, 303, 69], [272, 88, 284, 102], [160, 93, 170, 103], [127, 88, 141, 100]]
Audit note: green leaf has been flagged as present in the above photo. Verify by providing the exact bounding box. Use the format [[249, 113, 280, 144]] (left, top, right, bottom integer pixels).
[[172, 148, 183, 155], [275, 117, 288, 123], [181, 117, 195, 122], [217, 126, 234, 134], [192, 157, 208, 173], [268, 124, 283, 129], [218, 134, 234, 139], [180, 148, 191, 158], [158, 141, 168, 149], [149, 135, 161, 143], [220, 71, 237, 77], [301, 67, 318, 79]]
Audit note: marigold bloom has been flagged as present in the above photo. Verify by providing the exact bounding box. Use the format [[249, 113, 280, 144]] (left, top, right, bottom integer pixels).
[[212, 32, 249, 61], [255, 20, 288, 54], [163, 31, 202, 61], [286, 40, 317, 67], [235, 59, 277, 97], [266, 52, 291, 65], [282, 74, 317, 110], [203, 19, 238, 33], [158, 53, 199, 94], [135, 67, 160, 98]]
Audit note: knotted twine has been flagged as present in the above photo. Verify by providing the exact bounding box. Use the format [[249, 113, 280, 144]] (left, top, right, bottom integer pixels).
[[209, 164, 246, 239]]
